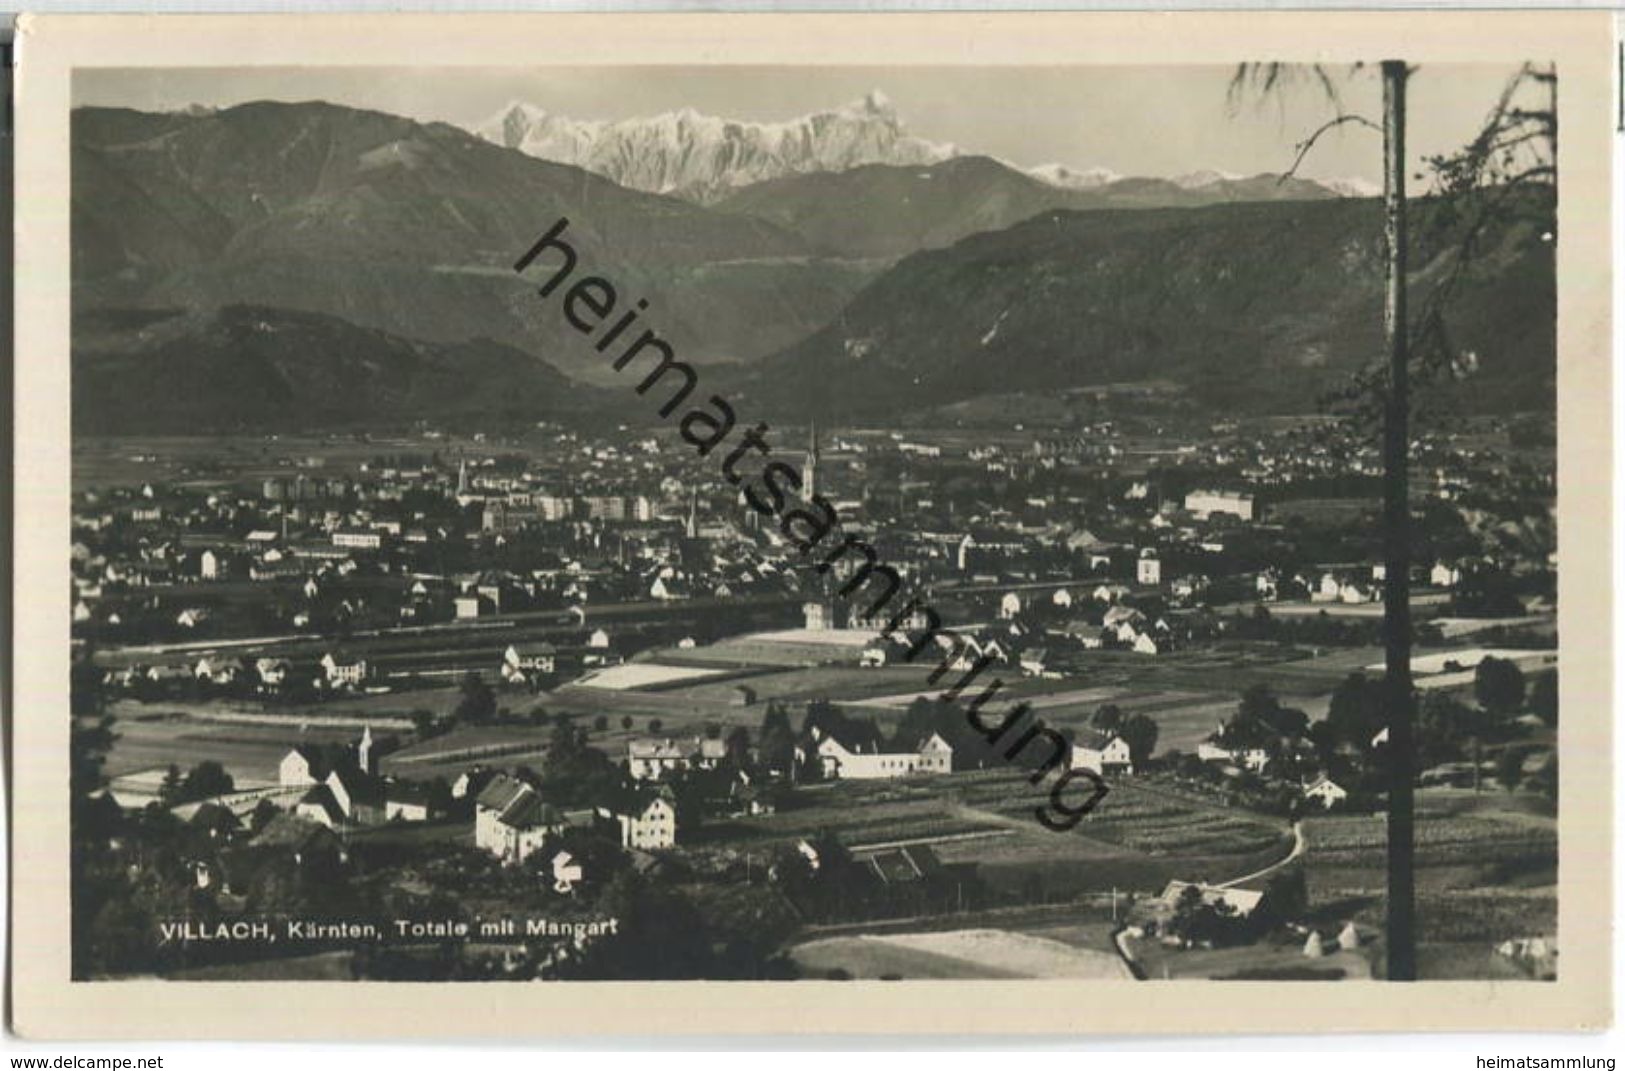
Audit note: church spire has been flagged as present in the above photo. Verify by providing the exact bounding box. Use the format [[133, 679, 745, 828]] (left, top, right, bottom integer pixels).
[[803, 419, 820, 500]]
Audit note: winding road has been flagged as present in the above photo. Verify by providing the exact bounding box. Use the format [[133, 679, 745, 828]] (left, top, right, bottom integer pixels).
[[1216, 821, 1306, 889]]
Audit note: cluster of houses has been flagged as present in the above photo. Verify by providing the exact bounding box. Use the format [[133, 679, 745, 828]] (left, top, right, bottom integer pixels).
[[278, 727, 437, 826], [72, 400, 1549, 661], [1193, 730, 1352, 809]]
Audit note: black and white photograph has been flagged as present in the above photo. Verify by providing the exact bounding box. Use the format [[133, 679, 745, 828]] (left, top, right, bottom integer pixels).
[[9, 8, 1614, 1041]]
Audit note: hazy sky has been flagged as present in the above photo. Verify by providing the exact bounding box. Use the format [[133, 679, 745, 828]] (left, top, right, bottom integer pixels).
[[75, 64, 1537, 185]]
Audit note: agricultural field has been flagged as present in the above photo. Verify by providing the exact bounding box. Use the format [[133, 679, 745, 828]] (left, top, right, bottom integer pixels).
[[575, 663, 732, 690], [1126, 932, 1373, 981], [685, 770, 1293, 903], [99, 711, 366, 781], [789, 927, 1132, 980], [1299, 788, 1556, 980], [381, 724, 557, 780]]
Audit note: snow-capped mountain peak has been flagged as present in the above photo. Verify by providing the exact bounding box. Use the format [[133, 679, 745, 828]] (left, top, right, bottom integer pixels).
[[1169, 168, 1245, 189], [471, 91, 954, 203], [1027, 162, 1120, 189], [1318, 176, 1383, 198]]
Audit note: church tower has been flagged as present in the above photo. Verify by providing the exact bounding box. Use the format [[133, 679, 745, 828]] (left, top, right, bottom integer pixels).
[[802, 420, 820, 499], [457, 457, 469, 496], [358, 724, 375, 776]]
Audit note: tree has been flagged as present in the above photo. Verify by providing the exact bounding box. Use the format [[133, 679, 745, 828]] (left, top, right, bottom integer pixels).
[[545, 714, 583, 773], [1495, 746, 1526, 792], [1238, 683, 1279, 724], [409, 709, 439, 740], [452, 672, 496, 725], [593, 715, 609, 732], [1474, 656, 1527, 719], [1326, 672, 1386, 752], [759, 702, 797, 772], [620, 715, 634, 731], [1166, 884, 1245, 947], [249, 797, 281, 833], [180, 761, 235, 803], [1119, 714, 1160, 768], [724, 726, 752, 766], [1526, 753, 1557, 802], [1090, 704, 1125, 734], [1416, 691, 1487, 769], [70, 713, 115, 800], [1231, 60, 1415, 977], [159, 764, 184, 806], [1528, 672, 1557, 727], [648, 718, 663, 734]]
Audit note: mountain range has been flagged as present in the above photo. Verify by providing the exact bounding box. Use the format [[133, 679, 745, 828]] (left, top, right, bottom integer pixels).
[[73, 305, 592, 434], [739, 196, 1555, 420], [70, 97, 1551, 434], [72, 101, 872, 382], [473, 90, 955, 204], [711, 156, 1348, 259], [471, 91, 1382, 205]]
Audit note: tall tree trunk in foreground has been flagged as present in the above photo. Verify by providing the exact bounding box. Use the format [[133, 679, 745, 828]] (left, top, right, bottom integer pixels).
[[1380, 58, 1416, 983]]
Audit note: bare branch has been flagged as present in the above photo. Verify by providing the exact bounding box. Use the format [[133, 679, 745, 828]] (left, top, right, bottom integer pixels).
[[1280, 113, 1382, 182]]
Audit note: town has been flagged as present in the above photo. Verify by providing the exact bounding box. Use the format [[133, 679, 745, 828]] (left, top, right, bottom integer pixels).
[[67, 402, 1557, 982]]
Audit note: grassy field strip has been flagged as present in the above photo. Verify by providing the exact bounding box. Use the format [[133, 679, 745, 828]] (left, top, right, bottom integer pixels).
[[846, 828, 1015, 853], [790, 929, 1133, 980]]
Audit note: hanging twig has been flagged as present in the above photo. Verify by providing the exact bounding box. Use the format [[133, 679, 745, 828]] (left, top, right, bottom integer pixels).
[[1279, 113, 1382, 183]]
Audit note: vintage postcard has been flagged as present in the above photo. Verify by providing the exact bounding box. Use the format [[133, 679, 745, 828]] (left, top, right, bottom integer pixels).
[[8, 10, 1614, 1039]]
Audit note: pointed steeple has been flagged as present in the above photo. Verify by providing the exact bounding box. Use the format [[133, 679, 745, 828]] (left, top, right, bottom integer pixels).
[[358, 724, 375, 775], [803, 419, 820, 500]]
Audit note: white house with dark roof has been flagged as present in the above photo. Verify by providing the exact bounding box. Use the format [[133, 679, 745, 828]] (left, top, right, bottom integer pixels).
[[321, 765, 385, 826], [320, 651, 368, 687], [474, 774, 563, 864], [279, 746, 321, 788], [1302, 775, 1349, 809], [814, 729, 952, 780], [626, 737, 727, 781], [501, 642, 557, 684], [1071, 729, 1134, 776], [598, 788, 679, 850]]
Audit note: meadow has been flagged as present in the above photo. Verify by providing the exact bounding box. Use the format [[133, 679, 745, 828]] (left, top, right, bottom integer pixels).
[[1299, 787, 1557, 980]]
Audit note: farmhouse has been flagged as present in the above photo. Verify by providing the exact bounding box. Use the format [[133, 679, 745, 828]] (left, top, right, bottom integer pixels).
[[597, 787, 679, 850], [279, 746, 322, 788], [501, 642, 558, 685], [813, 728, 953, 780], [384, 780, 437, 822], [626, 737, 726, 781], [1197, 738, 1271, 774], [1184, 489, 1256, 522], [331, 528, 383, 550], [1301, 776, 1349, 809], [1159, 880, 1265, 918], [300, 765, 386, 828], [474, 774, 564, 865], [320, 651, 369, 687], [1071, 729, 1134, 776]]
